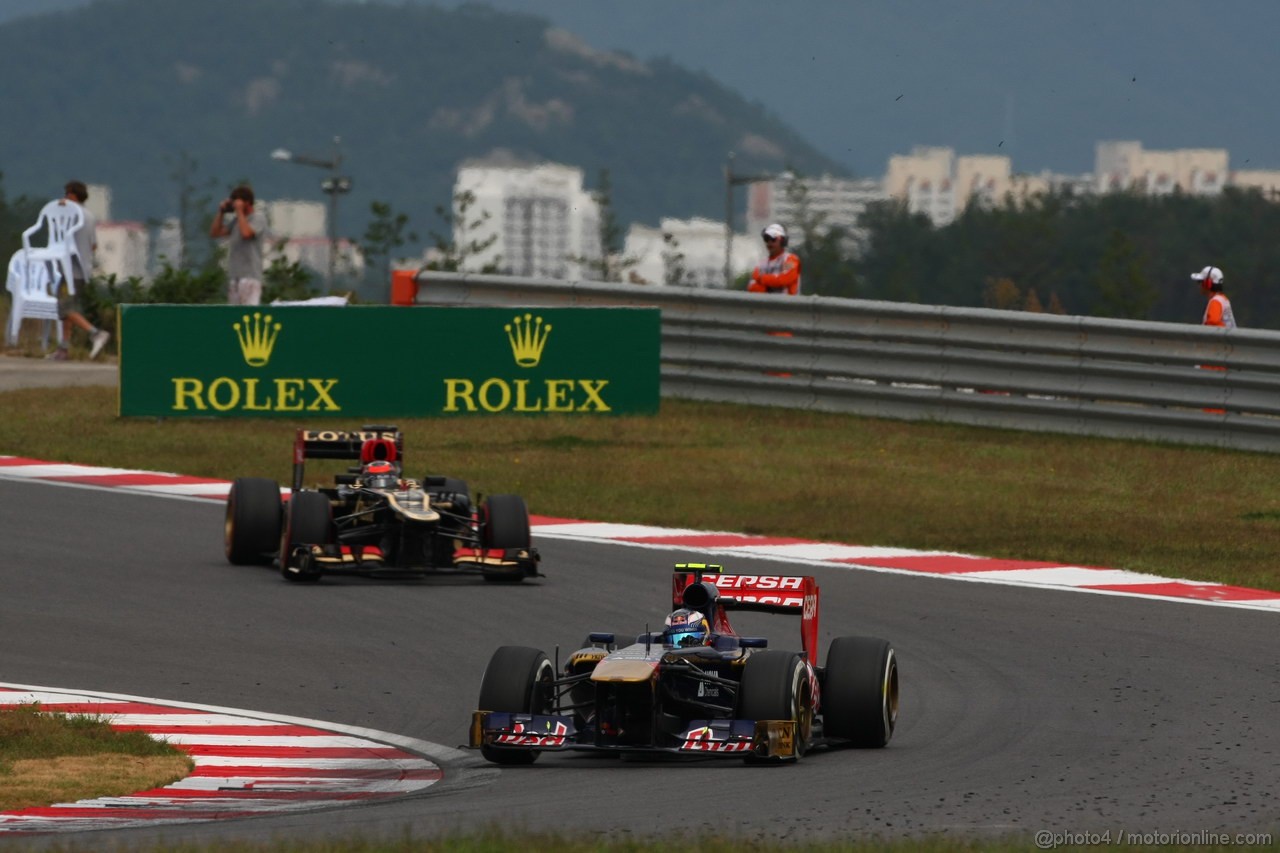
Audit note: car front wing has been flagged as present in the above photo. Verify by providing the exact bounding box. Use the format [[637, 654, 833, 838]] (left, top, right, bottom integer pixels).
[[470, 711, 799, 759]]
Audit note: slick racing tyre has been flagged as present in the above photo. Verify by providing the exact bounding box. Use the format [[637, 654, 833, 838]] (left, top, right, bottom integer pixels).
[[225, 477, 282, 566], [481, 494, 530, 549], [477, 646, 554, 765], [738, 650, 815, 759], [480, 494, 531, 583], [822, 636, 898, 747], [279, 491, 333, 583]]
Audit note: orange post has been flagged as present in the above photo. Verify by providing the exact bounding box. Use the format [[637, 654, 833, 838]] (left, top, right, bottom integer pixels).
[[390, 269, 419, 306]]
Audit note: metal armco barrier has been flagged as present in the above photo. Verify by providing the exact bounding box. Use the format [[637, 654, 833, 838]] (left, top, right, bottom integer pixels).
[[414, 271, 1280, 453]]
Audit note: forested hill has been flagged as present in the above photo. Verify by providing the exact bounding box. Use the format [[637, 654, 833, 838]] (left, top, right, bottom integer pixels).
[[0, 0, 843, 239]]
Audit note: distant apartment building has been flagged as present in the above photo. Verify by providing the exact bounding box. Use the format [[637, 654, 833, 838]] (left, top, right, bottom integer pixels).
[[1095, 140, 1227, 195], [453, 162, 601, 279], [623, 217, 757, 288], [1230, 169, 1280, 198], [80, 183, 147, 281], [261, 199, 363, 282], [745, 174, 887, 249], [883, 146, 1017, 226], [94, 221, 148, 281]]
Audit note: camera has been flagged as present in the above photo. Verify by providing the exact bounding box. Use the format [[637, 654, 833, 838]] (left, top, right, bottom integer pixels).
[[220, 199, 235, 214]]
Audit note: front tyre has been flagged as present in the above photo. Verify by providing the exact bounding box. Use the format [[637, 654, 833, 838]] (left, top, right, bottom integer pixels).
[[737, 650, 814, 759], [279, 491, 332, 583], [477, 645, 554, 765], [224, 477, 282, 565], [481, 494, 530, 550], [822, 636, 898, 747], [480, 494, 532, 583]]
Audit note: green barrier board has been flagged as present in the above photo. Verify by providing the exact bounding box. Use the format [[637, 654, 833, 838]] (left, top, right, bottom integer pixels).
[[119, 305, 660, 417]]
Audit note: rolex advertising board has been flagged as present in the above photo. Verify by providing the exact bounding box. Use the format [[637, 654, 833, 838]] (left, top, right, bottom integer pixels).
[[118, 305, 660, 418]]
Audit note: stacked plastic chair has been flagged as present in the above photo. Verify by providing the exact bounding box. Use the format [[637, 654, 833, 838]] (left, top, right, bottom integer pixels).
[[6, 199, 84, 349]]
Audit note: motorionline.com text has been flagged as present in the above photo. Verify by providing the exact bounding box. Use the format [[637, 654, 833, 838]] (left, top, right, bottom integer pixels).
[[1035, 829, 1272, 849]]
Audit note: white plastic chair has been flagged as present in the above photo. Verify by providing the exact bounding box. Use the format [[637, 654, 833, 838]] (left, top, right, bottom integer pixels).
[[21, 199, 86, 296], [5, 250, 61, 348]]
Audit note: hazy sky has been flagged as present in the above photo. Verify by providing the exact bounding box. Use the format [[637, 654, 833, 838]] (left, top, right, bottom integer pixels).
[[431, 0, 1280, 179], [6, 0, 1280, 180]]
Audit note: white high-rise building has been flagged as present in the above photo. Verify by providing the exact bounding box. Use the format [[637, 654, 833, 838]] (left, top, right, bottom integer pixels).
[[453, 162, 601, 280], [623, 217, 757, 288], [745, 174, 887, 249], [94, 221, 148, 281]]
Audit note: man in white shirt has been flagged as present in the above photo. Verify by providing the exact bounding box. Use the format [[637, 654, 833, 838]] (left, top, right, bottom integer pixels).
[[47, 180, 110, 361]]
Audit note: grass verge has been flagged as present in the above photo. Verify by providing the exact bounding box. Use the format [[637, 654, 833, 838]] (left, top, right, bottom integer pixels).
[[0, 703, 191, 812], [0, 384, 1277, 591]]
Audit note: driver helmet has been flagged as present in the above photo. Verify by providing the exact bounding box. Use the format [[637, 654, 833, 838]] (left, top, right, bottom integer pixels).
[[362, 460, 398, 490], [664, 608, 711, 647]]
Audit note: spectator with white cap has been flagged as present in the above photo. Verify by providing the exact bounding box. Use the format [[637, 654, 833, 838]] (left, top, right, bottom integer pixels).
[[1191, 265, 1236, 329], [748, 223, 802, 295]]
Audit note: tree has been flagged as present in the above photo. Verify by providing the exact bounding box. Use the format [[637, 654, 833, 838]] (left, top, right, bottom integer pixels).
[[360, 200, 417, 294], [262, 256, 318, 304], [1092, 228, 1156, 319], [423, 190, 500, 273], [0, 172, 42, 271], [573, 168, 637, 282], [661, 231, 691, 286], [161, 151, 221, 271], [983, 277, 1022, 310]]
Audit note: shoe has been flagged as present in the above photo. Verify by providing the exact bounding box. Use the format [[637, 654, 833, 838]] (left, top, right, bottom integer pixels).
[[89, 330, 111, 359], [45, 348, 69, 361]]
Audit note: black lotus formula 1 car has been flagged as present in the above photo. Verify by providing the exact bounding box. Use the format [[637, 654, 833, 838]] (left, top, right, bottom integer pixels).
[[470, 562, 898, 763], [224, 425, 539, 583]]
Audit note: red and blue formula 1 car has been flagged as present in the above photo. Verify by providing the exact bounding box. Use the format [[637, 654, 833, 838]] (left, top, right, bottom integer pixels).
[[470, 562, 898, 763], [224, 425, 539, 583]]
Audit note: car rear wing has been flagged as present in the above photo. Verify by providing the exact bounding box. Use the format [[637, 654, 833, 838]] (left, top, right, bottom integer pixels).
[[673, 562, 820, 664], [292, 425, 403, 491]]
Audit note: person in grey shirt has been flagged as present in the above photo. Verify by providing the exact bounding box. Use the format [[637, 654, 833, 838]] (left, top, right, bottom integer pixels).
[[48, 180, 111, 360], [209, 184, 268, 305]]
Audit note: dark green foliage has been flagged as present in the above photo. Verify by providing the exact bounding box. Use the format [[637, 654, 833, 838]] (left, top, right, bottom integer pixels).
[[79, 263, 228, 343], [578, 169, 638, 282], [1093, 229, 1156, 319], [263, 256, 319, 303], [0, 172, 42, 268], [801, 225, 862, 298], [845, 188, 1280, 329], [359, 200, 417, 296], [660, 231, 690, 286]]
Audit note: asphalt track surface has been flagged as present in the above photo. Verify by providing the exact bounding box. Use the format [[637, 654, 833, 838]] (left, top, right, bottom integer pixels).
[[1, 477, 1277, 849]]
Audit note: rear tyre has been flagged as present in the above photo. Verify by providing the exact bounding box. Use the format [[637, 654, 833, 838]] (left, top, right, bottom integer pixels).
[[279, 491, 332, 583], [822, 636, 898, 747], [224, 478, 282, 565], [737, 650, 814, 759], [480, 494, 531, 583], [477, 645, 554, 765]]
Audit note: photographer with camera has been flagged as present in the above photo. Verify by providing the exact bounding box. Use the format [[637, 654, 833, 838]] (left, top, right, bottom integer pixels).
[[209, 184, 267, 305]]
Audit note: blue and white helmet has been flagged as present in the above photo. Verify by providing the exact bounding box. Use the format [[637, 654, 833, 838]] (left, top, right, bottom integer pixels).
[[664, 608, 710, 647]]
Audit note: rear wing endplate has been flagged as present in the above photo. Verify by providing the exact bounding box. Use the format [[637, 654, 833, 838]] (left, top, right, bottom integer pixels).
[[673, 562, 819, 664]]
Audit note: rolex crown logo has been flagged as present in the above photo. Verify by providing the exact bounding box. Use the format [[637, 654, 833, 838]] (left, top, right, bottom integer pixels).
[[234, 312, 282, 367], [505, 313, 551, 368]]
